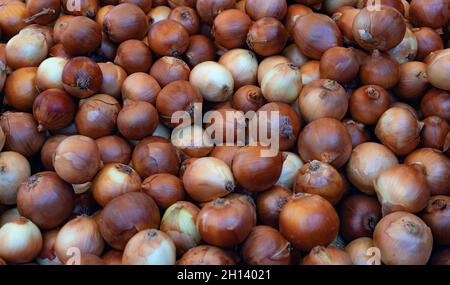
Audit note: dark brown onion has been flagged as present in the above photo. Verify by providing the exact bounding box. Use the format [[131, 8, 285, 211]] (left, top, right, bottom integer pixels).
[[168, 6, 200, 35], [421, 195, 450, 246], [343, 120, 371, 148], [360, 50, 400, 89], [212, 9, 251, 49], [41, 135, 66, 171], [149, 56, 190, 87], [62, 56, 103, 99], [25, 0, 61, 25], [421, 116, 449, 150], [395, 61, 429, 100], [246, 17, 288, 57], [285, 4, 313, 33], [121, 73, 161, 105], [141, 174, 185, 209], [148, 19, 190, 57], [256, 185, 292, 229], [320, 47, 360, 84], [114, 40, 152, 74], [195, 0, 236, 24], [103, 3, 148, 43], [33, 89, 75, 131], [117, 100, 159, 141], [349, 84, 391, 125], [421, 88, 450, 123], [413, 27, 444, 61], [184, 35, 216, 68]]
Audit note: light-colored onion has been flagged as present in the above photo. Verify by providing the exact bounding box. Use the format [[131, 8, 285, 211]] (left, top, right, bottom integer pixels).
[[5, 29, 48, 70], [261, 62, 302, 104], [345, 237, 378, 265], [0, 151, 31, 205], [387, 28, 418, 64], [257, 55, 290, 86], [35, 57, 68, 91], [426, 49, 450, 91], [189, 61, 234, 102], [218, 49, 258, 90], [282, 44, 308, 67], [275, 152, 304, 190]]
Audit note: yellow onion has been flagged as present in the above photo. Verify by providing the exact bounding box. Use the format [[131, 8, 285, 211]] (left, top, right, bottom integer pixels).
[[261, 62, 302, 104], [275, 152, 304, 190], [189, 61, 234, 102]]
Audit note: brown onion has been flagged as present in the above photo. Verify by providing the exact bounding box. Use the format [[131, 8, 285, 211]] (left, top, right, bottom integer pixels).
[[405, 148, 450, 196], [293, 13, 343, 59], [132, 136, 180, 178], [195, 0, 236, 24], [219, 49, 258, 90], [0, 1, 28, 38], [257, 55, 289, 86], [33, 89, 75, 131], [279, 193, 340, 251], [421, 195, 450, 246], [92, 163, 141, 207], [395, 61, 429, 100], [103, 3, 148, 43], [340, 194, 382, 241], [55, 216, 104, 263], [282, 44, 309, 67], [49, 43, 72, 59], [421, 116, 449, 150], [421, 88, 450, 123], [0, 208, 21, 228], [345, 237, 378, 265], [212, 9, 251, 49], [148, 5, 171, 25], [247, 17, 288, 57], [294, 160, 346, 205], [261, 62, 302, 104], [349, 84, 391, 125], [142, 174, 185, 209], [346, 142, 398, 195], [360, 50, 400, 89], [59, 16, 102, 56], [374, 211, 433, 265], [298, 79, 348, 122], [208, 145, 240, 168], [357, 0, 405, 15], [98, 62, 127, 98], [387, 28, 418, 64], [72, 192, 100, 217], [177, 245, 236, 265], [36, 229, 62, 265], [121, 73, 161, 104], [413, 27, 444, 61], [117, 100, 159, 140], [0, 151, 31, 205], [245, 0, 286, 20], [409, 0, 448, 29], [298, 118, 352, 169], [98, 192, 160, 250], [0, 217, 43, 264], [352, 6, 406, 51], [102, 250, 122, 265], [17, 172, 75, 229], [190, 61, 234, 102], [300, 60, 321, 85], [4, 67, 39, 111], [53, 135, 102, 184], [95, 136, 131, 165], [114, 40, 152, 74], [160, 201, 201, 254], [375, 107, 424, 155], [148, 19, 189, 57], [285, 4, 313, 33], [0, 112, 46, 157], [332, 7, 360, 45], [96, 5, 114, 26], [320, 47, 359, 83], [197, 194, 256, 247], [6, 29, 48, 69], [62, 56, 103, 99], [120, 0, 153, 13], [94, 35, 117, 62], [232, 85, 266, 112], [149, 56, 190, 87], [427, 49, 450, 91], [256, 185, 291, 229], [168, 6, 199, 35], [184, 34, 216, 67], [75, 94, 121, 139], [301, 246, 352, 265], [36, 57, 68, 91], [343, 120, 371, 148], [61, 0, 99, 18]]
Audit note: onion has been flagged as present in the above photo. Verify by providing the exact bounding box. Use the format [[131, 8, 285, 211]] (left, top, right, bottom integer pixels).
[[413, 27, 444, 60], [33, 89, 75, 132], [212, 9, 251, 49], [345, 237, 378, 265], [103, 3, 148, 43], [0, 151, 31, 205], [177, 245, 236, 265], [114, 40, 152, 74], [421, 88, 450, 123], [6, 29, 48, 69], [275, 152, 303, 190], [301, 246, 352, 265], [375, 107, 424, 156], [37, 229, 62, 265], [0, 217, 43, 264], [142, 173, 186, 209], [190, 61, 234, 102], [171, 125, 213, 158], [148, 19, 189, 57], [62, 56, 103, 99], [300, 60, 321, 85], [256, 185, 291, 229], [150, 56, 190, 88], [160, 201, 201, 254], [427, 49, 450, 91], [122, 229, 176, 265], [55, 216, 104, 263], [148, 5, 171, 25], [421, 195, 450, 246], [346, 142, 399, 195], [395, 61, 429, 100], [404, 148, 450, 196], [285, 4, 313, 33], [242, 225, 291, 265], [168, 6, 199, 35], [36, 57, 68, 91], [374, 211, 433, 265], [261, 62, 302, 104], [332, 7, 360, 46], [298, 79, 348, 122], [121, 72, 161, 105], [245, 0, 287, 20], [184, 34, 216, 68], [0, 1, 28, 38], [360, 50, 400, 89], [282, 44, 308, 67], [257, 55, 289, 86], [117, 100, 159, 140], [409, 0, 448, 29], [421, 116, 450, 150], [232, 85, 266, 112], [219, 49, 258, 90], [0, 208, 21, 228], [4, 67, 39, 112], [387, 28, 418, 64], [343, 119, 371, 148], [246, 17, 288, 57], [59, 16, 102, 56], [195, 0, 236, 24]]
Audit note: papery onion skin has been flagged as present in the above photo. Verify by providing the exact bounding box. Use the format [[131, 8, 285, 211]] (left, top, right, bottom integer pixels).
[[196, 0, 236, 24], [360, 50, 400, 90], [245, 0, 287, 20], [33, 89, 76, 131], [232, 85, 266, 112], [421, 116, 449, 150], [160, 201, 201, 254], [375, 107, 424, 156], [184, 34, 216, 68], [300, 60, 321, 85], [346, 143, 399, 195], [148, 19, 190, 57], [219, 49, 258, 90], [300, 246, 352, 265], [98, 192, 160, 250], [374, 164, 430, 215], [256, 185, 292, 229], [114, 39, 153, 74], [190, 61, 234, 102], [421, 88, 450, 123], [142, 173, 186, 209], [246, 17, 289, 57], [0, 1, 28, 38], [103, 3, 148, 43], [395, 61, 429, 100], [98, 62, 127, 98], [421, 195, 450, 246], [426, 49, 450, 91], [95, 136, 131, 165], [37, 229, 62, 266], [404, 148, 450, 196], [4, 67, 39, 112], [241, 225, 292, 265], [36, 57, 68, 91], [257, 55, 290, 86], [345, 237, 377, 265], [168, 6, 200, 35], [177, 245, 237, 265], [275, 152, 304, 190], [279, 193, 340, 251], [374, 211, 433, 265], [0, 151, 31, 205], [5, 30, 48, 70], [59, 16, 102, 56], [117, 100, 159, 141]]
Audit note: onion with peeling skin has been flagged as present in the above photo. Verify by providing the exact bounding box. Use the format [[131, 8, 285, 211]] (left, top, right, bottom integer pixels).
[[345, 237, 378, 265]]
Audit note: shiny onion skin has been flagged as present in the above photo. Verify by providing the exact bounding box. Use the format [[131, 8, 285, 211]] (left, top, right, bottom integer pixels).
[[150, 56, 190, 88], [160, 201, 201, 254], [212, 9, 251, 49], [184, 35, 216, 67], [275, 152, 304, 190], [232, 85, 266, 112], [395, 61, 429, 100], [346, 142, 398, 195], [183, 157, 235, 202], [122, 229, 176, 265], [357, 0, 405, 15], [4, 67, 39, 112], [282, 44, 308, 67], [294, 160, 346, 205], [421, 88, 450, 123], [62, 57, 103, 99], [177, 245, 236, 265], [61, 0, 99, 18], [120, 0, 153, 13], [293, 13, 343, 59], [421, 116, 450, 150], [148, 20, 190, 57], [196, 0, 236, 24], [279, 194, 340, 251], [297, 118, 352, 169], [261, 62, 302, 104], [17, 172, 75, 230], [352, 6, 406, 51], [360, 50, 400, 89], [114, 40, 152, 74], [241, 226, 291, 265], [246, 17, 288, 57], [404, 148, 450, 196], [257, 55, 290, 86], [197, 195, 256, 248], [117, 100, 159, 141], [156, 80, 203, 127], [298, 79, 348, 122], [0, 112, 46, 158], [374, 164, 430, 215], [32, 89, 75, 132], [59, 16, 102, 56], [232, 146, 284, 192], [345, 237, 377, 265], [320, 47, 359, 84], [343, 120, 371, 148], [375, 107, 424, 156], [426, 49, 450, 91], [349, 84, 391, 125], [0, 217, 43, 264], [132, 136, 180, 178], [25, 0, 61, 25], [36, 57, 68, 92], [413, 27, 444, 61], [142, 174, 186, 209], [190, 61, 234, 102], [121, 72, 161, 104], [339, 194, 382, 242], [421, 195, 450, 246], [409, 0, 449, 29], [92, 163, 142, 207], [256, 185, 292, 229], [5, 30, 48, 70], [374, 211, 433, 265], [300, 246, 352, 265], [53, 135, 102, 184], [103, 3, 148, 43], [219, 49, 258, 90], [55, 216, 104, 263], [253, 102, 301, 151], [98, 192, 160, 250], [387, 28, 418, 65]]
